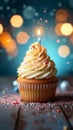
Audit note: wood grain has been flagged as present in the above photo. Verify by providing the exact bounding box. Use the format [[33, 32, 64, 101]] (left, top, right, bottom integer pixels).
[[18, 105, 70, 130]]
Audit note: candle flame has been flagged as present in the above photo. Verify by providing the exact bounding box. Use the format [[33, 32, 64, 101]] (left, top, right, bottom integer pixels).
[[37, 29, 41, 36]]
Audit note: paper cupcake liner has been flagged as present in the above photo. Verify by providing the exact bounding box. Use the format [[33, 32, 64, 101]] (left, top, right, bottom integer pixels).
[[18, 82, 57, 102]]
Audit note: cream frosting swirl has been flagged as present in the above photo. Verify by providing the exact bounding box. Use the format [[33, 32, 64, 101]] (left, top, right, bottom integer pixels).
[[17, 42, 57, 79]]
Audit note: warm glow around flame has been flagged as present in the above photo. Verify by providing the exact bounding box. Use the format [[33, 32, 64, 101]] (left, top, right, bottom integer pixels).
[[34, 26, 44, 37], [37, 29, 41, 36]]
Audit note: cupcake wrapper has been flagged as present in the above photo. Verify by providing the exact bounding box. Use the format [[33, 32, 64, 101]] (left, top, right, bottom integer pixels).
[[18, 82, 57, 103]]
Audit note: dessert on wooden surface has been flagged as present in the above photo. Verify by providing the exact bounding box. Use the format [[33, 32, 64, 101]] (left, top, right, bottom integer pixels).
[[17, 42, 58, 102]]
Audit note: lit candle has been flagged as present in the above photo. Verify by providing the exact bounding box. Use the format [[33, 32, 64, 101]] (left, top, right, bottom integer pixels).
[[37, 29, 41, 44]]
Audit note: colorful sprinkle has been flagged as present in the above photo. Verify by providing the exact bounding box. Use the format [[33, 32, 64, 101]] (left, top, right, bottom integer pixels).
[[56, 108, 61, 112], [13, 101, 19, 105], [44, 60, 48, 65], [31, 45, 36, 49]]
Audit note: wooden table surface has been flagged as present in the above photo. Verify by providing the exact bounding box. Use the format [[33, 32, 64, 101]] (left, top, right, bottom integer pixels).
[[0, 77, 73, 130]]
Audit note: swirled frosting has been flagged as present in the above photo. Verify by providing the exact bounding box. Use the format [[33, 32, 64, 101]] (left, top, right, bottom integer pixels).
[[17, 42, 57, 79]]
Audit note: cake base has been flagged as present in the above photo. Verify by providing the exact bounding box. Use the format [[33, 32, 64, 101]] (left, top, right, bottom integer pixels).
[[17, 77, 58, 103]]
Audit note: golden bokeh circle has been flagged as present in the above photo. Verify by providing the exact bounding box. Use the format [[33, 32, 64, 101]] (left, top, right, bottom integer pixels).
[[10, 15, 23, 28], [58, 45, 70, 57], [0, 24, 4, 34], [61, 23, 73, 36], [16, 31, 29, 44]]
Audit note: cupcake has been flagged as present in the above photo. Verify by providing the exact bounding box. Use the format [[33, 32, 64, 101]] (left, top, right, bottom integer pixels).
[[17, 42, 58, 102]]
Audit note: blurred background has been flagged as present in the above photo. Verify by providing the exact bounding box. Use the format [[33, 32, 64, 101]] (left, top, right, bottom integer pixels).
[[0, 0, 73, 77]]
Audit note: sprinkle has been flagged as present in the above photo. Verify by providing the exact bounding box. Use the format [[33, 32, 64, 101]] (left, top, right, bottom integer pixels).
[[31, 45, 36, 49], [13, 101, 19, 105], [63, 125, 68, 130], [56, 108, 61, 113], [65, 105, 67, 108], [44, 60, 48, 65]]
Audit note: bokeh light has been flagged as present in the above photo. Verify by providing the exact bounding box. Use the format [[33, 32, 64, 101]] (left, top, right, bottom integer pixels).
[[57, 39, 60, 43], [10, 14, 23, 28], [57, 2, 62, 7], [6, 6, 10, 10], [61, 23, 73, 36], [16, 31, 29, 44], [35, 12, 39, 17], [45, 20, 48, 23], [59, 80, 71, 91], [23, 6, 36, 19], [55, 23, 63, 36], [23, 4, 27, 9], [56, 9, 68, 23], [0, 32, 17, 56], [0, 24, 4, 34], [49, 11, 54, 16], [40, 18, 43, 21], [43, 9, 47, 13], [67, 61, 70, 64], [0, 6, 3, 10], [58, 45, 70, 57]]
